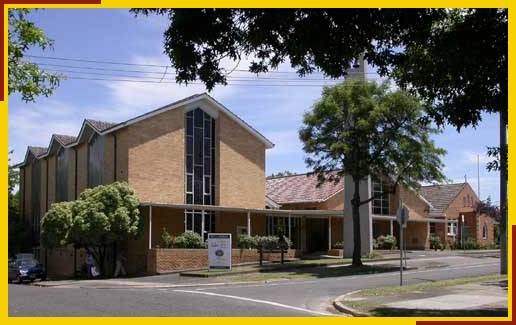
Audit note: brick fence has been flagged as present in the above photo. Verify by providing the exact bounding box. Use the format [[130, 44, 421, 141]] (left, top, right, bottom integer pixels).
[[147, 248, 299, 274]]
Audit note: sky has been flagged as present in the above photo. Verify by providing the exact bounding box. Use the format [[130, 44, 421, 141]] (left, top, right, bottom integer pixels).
[[8, 9, 501, 204]]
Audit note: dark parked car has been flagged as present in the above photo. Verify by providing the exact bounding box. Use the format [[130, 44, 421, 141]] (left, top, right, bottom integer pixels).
[[8, 258, 46, 283]]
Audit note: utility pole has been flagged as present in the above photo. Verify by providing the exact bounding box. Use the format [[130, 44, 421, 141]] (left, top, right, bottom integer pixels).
[[500, 107, 508, 275]]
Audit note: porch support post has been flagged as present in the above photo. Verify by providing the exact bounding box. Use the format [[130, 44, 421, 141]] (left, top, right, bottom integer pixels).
[[288, 213, 292, 240], [148, 205, 153, 249], [247, 210, 251, 236], [201, 209, 205, 240], [390, 220, 394, 236], [328, 216, 332, 251]]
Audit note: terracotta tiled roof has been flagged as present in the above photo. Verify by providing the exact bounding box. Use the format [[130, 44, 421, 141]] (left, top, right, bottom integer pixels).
[[266, 172, 344, 204], [28, 146, 47, 158], [54, 134, 77, 146], [86, 119, 117, 132], [420, 183, 467, 214]]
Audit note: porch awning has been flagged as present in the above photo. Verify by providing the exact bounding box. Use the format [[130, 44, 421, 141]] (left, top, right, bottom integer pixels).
[[372, 214, 447, 224], [140, 201, 346, 217]]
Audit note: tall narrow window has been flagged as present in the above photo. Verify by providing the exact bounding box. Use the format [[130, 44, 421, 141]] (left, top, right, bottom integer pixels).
[[429, 222, 436, 235], [184, 108, 216, 240], [31, 160, 41, 243], [56, 147, 68, 202], [482, 223, 488, 239], [88, 133, 105, 188], [447, 221, 456, 236], [372, 177, 390, 215]]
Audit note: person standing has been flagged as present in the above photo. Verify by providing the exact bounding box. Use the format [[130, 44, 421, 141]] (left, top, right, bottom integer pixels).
[[85, 252, 94, 278], [113, 253, 127, 277]]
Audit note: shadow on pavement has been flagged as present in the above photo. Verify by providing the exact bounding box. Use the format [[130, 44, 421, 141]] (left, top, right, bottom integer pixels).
[[369, 307, 508, 317], [259, 264, 402, 279]]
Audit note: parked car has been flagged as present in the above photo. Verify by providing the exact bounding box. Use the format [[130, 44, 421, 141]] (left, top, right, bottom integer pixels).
[[8, 258, 46, 283]]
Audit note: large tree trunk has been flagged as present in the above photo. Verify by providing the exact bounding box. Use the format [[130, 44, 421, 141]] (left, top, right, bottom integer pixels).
[[499, 105, 507, 275], [352, 178, 363, 267]]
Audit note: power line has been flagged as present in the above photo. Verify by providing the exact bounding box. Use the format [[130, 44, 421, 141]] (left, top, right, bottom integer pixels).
[[36, 63, 347, 81], [26, 54, 380, 75], [63, 76, 345, 87], [42, 67, 348, 84]]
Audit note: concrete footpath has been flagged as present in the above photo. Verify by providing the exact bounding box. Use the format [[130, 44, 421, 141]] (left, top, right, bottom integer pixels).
[[334, 275, 508, 317]]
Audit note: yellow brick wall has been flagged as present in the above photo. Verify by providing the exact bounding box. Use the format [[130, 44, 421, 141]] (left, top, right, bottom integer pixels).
[[126, 107, 185, 204], [323, 191, 344, 210], [394, 186, 430, 220], [150, 207, 185, 248], [217, 112, 266, 208], [405, 222, 430, 249]]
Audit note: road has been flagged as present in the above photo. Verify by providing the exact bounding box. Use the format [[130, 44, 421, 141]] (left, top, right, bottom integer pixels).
[[9, 254, 501, 316]]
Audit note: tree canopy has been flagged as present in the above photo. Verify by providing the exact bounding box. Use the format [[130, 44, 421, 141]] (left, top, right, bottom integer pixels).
[[41, 182, 143, 274], [8, 9, 61, 102], [269, 170, 295, 178], [299, 79, 446, 265], [132, 8, 507, 130]]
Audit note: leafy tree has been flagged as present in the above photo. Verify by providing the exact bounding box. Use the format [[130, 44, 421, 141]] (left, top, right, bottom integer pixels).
[[8, 151, 29, 256], [486, 146, 507, 177], [131, 8, 506, 130], [40, 201, 73, 248], [8, 9, 61, 102], [478, 196, 501, 221], [269, 170, 295, 178], [8, 151, 19, 209], [299, 79, 446, 266], [134, 7, 507, 272], [41, 182, 143, 275]]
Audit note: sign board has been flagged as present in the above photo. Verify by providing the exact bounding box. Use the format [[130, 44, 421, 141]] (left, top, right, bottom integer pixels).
[[396, 206, 410, 228], [208, 233, 232, 270]]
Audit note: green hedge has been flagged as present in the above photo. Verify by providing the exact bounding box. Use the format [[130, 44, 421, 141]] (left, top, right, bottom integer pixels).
[[237, 234, 292, 250]]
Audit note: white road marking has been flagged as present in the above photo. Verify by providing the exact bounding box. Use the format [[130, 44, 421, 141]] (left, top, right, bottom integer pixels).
[[173, 289, 334, 316]]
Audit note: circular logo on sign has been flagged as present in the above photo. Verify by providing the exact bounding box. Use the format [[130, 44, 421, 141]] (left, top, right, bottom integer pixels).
[[215, 249, 224, 257]]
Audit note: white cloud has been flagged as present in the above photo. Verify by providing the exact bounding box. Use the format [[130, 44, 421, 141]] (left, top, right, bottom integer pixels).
[[8, 99, 87, 162], [264, 130, 303, 156], [463, 150, 492, 165], [94, 54, 241, 122]]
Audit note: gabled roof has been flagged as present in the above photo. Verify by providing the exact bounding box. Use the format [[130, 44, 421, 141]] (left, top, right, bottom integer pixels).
[[102, 93, 274, 148], [266, 172, 344, 204], [14, 93, 273, 168], [28, 146, 47, 158], [54, 134, 77, 146], [420, 183, 468, 215], [13, 146, 47, 168], [85, 119, 117, 133]]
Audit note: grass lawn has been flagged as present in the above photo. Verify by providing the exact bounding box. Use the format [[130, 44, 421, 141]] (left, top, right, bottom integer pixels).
[[222, 264, 401, 282], [357, 274, 506, 296], [180, 253, 388, 278], [339, 275, 508, 317]]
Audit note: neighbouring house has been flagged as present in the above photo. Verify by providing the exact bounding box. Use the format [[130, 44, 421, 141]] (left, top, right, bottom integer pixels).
[[420, 183, 498, 248], [14, 93, 497, 277]]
